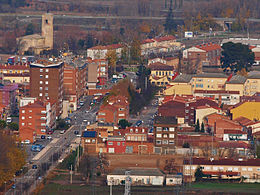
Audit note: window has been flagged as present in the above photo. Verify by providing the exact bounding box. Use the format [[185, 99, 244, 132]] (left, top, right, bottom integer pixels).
[[45, 93, 48, 97], [156, 134, 162, 138], [45, 81, 48, 84], [85, 139, 90, 143], [162, 140, 168, 144], [45, 87, 48, 90], [29, 110, 32, 113], [108, 142, 113, 145], [163, 127, 169, 131], [45, 69, 49, 72], [29, 116, 32, 119], [157, 127, 162, 131], [92, 139, 95, 143], [234, 167, 238, 171], [169, 134, 175, 138], [22, 116, 25, 120], [41, 129, 46, 133], [22, 110, 25, 113], [40, 81, 43, 84], [156, 140, 161, 145], [21, 123, 24, 126], [169, 140, 174, 144], [29, 123, 32, 126], [242, 167, 247, 171], [248, 168, 253, 171], [39, 93, 42, 97], [169, 127, 175, 132], [40, 75, 43, 78], [163, 134, 168, 138], [228, 167, 232, 171], [45, 75, 49, 79], [99, 112, 105, 116], [40, 69, 43, 72], [39, 87, 42, 90]]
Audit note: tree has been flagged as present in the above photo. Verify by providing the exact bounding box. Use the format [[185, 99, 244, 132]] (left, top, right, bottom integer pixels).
[[164, 158, 178, 174], [8, 122, 19, 131], [256, 144, 260, 159], [164, 0, 177, 33], [221, 42, 255, 74], [0, 120, 6, 129], [200, 122, 205, 133], [194, 166, 204, 182], [130, 39, 141, 64], [195, 119, 200, 132], [183, 142, 190, 148], [25, 23, 34, 35], [106, 50, 117, 73], [118, 119, 131, 129], [78, 155, 91, 182]]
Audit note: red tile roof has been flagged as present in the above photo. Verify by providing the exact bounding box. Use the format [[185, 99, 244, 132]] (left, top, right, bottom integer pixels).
[[0, 64, 29, 70], [224, 129, 247, 134], [219, 141, 250, 149], [195, 43, 221, 52], [149, 64, 174, 71], [234, 116, 252, 126], [154, 35, 176, 42], [141, 39, 155, 44]]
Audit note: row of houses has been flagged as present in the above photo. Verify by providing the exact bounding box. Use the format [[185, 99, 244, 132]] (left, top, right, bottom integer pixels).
[[86, 35, 182, 60]]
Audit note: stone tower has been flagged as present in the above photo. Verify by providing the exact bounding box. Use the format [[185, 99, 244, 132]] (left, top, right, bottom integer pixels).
[[42, 13, 53, 50]]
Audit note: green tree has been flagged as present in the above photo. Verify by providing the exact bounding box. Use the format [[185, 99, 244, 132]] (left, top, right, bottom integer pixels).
[[85, 34, 94, 49], [195, 166, 204, 182], [130, 39, 141, 64], [8, 122, 19, 131], [195, 119, 200, 132], [118, 119, 131, 129], [164, 0, 177, 33], [25, 23, 34, 35], [0, 120, 6, 129], [183, 142, 190, 148], [221, 42, 255, 74], [200, 122, 205, 133], [256, 144, 260, 159]]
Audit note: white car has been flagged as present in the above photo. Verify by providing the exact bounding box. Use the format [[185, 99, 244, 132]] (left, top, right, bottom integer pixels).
[[60, 130, 65, 134], [47, 136, 52, 140], [23, 140, 30, 144], [6, 117, 12, 123]]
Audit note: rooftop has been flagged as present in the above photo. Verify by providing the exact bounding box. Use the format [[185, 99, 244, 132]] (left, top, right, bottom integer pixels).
[[31, 59, 63, 67], [110, 168, 164, 176], [195, 43, 221, 52], [193, 73, 228, 78], [172, 74, 193, 83], [154, 116, 178, 125], [149, 63, 174, 71], [226, 75, 247, 84]]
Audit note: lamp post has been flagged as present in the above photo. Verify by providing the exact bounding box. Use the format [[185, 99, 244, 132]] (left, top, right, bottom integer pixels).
[[4, 181, 6, 192]]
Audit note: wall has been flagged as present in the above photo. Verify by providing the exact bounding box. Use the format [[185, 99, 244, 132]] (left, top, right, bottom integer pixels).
[[192, 77, 227, 91], [196, 107, 218, 125], [164, 83, 192, 96], [225, 83, 244, 96]]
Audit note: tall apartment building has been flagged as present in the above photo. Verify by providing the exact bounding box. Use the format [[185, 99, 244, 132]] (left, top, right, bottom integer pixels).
[[30, 59, 64, 116], [154, 116, 178, 154], [0, 83, 18, 114], [63, 62, 87, 111], [19, 100, 56, 142], [86, 58, 108, 89]]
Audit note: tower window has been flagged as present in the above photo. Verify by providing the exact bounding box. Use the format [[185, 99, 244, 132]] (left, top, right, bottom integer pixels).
[[46, 19, 48, 24]]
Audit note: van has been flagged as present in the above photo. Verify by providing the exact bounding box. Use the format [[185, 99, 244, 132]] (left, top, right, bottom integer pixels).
[[6, 117, 12, 123]]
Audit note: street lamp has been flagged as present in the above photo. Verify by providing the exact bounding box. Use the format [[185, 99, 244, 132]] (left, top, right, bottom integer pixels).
[[4, 181, 6, 192]]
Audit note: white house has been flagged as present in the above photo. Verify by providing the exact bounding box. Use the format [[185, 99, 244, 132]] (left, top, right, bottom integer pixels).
[[107, 168, 164, 186], [223, 129, 248, 141]]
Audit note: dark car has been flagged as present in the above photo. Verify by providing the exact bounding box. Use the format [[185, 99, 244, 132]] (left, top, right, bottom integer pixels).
[[41, 135, 46, 139], [135, 120, 143, 127], [32, 164, 37, 169], [11, 184, 16, 189], [74, 130, 79, 135]]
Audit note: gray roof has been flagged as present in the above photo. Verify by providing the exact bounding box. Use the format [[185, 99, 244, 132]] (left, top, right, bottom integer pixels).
[[110, 168, 164, 176], [193, 73, 228, 78], [154, 116, 177, 125], [222, 38, 260, 46], [248, 71, 260, 79], [226, 75, 246, 84], [173, 74, 193, 83]]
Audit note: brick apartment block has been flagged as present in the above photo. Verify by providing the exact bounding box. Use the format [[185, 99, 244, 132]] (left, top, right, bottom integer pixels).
[[30, 59, 64, 116], [19, 100, 56, 142], [63, 63, 87, 111]]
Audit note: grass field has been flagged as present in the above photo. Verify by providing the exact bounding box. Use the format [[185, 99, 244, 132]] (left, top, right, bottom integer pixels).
[[39, 171, 260, 195], [191, 182, 260, 194]]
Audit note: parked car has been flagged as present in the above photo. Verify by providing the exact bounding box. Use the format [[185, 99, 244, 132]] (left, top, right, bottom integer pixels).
[[23, 140, 30, 144], [32, 165, 37, 169], [135, 120, 143, 127], [74, 130, 79, 135], [41, 135, 46, 139], [47, 130, 54, 135], [11, 184, 16, 189], [60, 130, 65, 134], [47, 136, 52, 140]]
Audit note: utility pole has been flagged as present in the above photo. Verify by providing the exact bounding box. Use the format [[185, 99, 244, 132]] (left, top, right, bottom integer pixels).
[[70, 164, 73, 184], [110, 180, 113, 195], [124, 171, 131, 195]]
